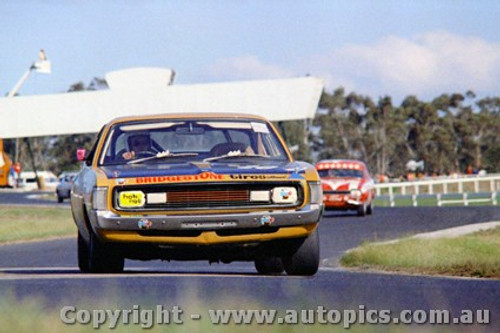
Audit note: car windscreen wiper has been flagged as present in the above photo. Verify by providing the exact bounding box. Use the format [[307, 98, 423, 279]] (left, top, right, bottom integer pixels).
[[203, 150, 270, 162], [127, 151, 199, 165]]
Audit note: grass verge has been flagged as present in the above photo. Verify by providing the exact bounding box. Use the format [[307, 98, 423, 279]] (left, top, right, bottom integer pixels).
[[0, 205, 75, 243], [340, 227, 500, 278], [0, 294, 454, 333]]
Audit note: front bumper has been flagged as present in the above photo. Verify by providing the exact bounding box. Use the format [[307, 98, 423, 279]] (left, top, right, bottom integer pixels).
[[90, 204, 323, 244], [324, 198, 363, 206], [323, 191, 369, 210]]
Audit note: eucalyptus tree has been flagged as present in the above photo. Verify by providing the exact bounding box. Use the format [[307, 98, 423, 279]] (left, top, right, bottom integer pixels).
[[476, 96, 500, 172], [363, 96, 408, 176], [455, 96, 500, 172], [316, 88, 350, 159], [454, 107, 492, 171], [430, 94, 463, 173], [403, 95, 455, 174]]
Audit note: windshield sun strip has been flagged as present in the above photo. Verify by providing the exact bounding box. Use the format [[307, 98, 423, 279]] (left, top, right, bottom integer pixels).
[[120, 122, 181, 131], [196, 121, 253, 129]]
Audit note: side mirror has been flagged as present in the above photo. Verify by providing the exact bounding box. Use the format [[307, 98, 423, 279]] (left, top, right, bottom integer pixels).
[[76, 149, 86, 162]]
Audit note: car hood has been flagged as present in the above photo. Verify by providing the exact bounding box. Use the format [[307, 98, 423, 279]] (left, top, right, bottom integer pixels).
[[321, 178, 362, 191], [99, 161, 309, 180]]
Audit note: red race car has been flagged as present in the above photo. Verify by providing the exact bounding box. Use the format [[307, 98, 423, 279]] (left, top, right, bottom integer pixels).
[[316, 159, 375, 216]]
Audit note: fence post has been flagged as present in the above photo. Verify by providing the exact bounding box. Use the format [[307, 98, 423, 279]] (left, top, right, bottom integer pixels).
[[374, 175, 500, 207], [412, 194, 417, 207]]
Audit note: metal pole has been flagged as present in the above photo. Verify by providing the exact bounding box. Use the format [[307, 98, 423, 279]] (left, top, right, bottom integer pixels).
[[24, 138, 41, 190], [7, 67, 34, 98], [8, 67, 34, 165]]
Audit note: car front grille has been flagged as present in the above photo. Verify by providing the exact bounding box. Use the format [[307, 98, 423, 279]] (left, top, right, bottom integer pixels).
[[323, 190, 350, 195], [167, 189, 250, 205], [113, 182, 303, 211]]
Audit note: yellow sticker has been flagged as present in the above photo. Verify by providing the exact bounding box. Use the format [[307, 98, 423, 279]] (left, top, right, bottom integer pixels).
[[119, 191, 145, 207]]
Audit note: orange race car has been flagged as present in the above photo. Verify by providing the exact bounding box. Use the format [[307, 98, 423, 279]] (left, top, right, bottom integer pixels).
[[316, 159, 375, 216], [70, 113, 324, 275]]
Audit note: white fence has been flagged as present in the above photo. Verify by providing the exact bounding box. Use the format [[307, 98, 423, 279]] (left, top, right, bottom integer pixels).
[[374, 174, 500, 207]]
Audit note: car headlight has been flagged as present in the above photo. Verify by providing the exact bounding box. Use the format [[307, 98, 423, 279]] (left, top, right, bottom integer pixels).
[[308, 181, 323, 204], [350, 189, 362, 198], [118, 190, 146, 208], [271, 187, 298, 204], [92, 187, 108, 210]]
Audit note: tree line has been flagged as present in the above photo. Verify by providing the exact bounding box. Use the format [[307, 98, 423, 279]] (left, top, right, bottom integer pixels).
[[4, 81, 500, 178], [308, 88, 500, 178]]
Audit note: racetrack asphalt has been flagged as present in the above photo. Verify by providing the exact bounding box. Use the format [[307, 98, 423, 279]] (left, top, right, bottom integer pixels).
[[0, 191, 499, 331]]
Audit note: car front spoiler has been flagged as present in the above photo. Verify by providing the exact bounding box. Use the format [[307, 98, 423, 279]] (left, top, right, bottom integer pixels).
[[91, 204, 323, 232]]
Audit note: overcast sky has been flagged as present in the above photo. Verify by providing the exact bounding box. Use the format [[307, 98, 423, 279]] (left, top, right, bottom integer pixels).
[[1, 1, 499, 104]]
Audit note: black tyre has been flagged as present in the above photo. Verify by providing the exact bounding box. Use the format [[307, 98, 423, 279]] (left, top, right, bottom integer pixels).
[[366, 202, 373, 215], [357, 203, 367, 216], [282, 227, 320, 276], [77, 231, 90, 272], [57, 194, 63, 203], [254, 257, 285, 275], [87, 232, 124, 273]]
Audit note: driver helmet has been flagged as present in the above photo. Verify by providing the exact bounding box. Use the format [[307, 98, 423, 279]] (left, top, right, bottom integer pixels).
[[126, 132, 152, 152]]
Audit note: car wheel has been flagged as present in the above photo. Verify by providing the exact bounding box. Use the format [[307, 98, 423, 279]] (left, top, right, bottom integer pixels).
[[77, 231, 90, 273], [282, 227, 319, 276], [254, 257, 285, 275], [366, 202, 373, 215], [57, 193, 63, 203], [357, 203, 367, 216], [88, 232, 124, 273]]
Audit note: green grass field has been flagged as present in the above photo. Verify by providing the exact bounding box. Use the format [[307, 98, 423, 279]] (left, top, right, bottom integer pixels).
[[340, 227, 500, 278], [0, 205, 75, 243]]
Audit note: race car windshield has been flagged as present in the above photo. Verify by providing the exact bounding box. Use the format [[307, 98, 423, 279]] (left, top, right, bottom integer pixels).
[[99, 119, 289, 165], [318, 169, 364, 178]]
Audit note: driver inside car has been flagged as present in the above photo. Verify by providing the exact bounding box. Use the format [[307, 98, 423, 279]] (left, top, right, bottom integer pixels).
[[122, 133, 155, 160]]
